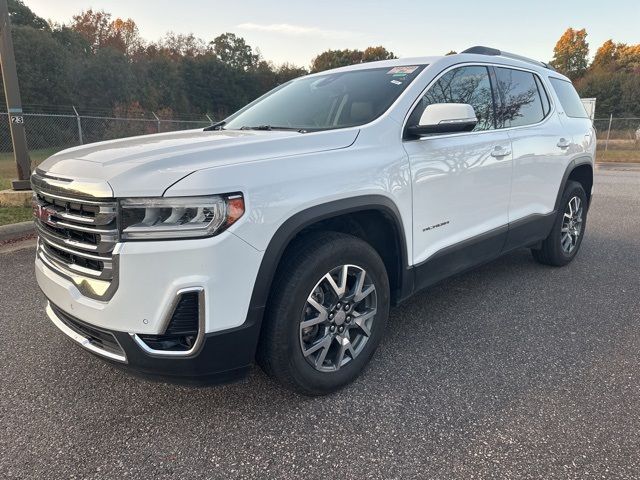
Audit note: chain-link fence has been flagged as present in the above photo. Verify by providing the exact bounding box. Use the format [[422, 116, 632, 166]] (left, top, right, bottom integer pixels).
[[0, 111, 210, 160], [2, 111, 640, 166], [593, 117, 640, 162]]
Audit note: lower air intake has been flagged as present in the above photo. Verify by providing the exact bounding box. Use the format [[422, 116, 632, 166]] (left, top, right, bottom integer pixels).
[[138, 291, 201, 352]]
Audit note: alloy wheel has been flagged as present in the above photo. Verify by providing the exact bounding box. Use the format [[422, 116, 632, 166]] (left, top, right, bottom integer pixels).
[[561, 195, 583, 254], [299, 264, 377, 372]]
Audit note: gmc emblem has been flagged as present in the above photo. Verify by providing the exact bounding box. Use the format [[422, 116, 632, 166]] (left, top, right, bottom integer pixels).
[[33, 203, 56, 226]]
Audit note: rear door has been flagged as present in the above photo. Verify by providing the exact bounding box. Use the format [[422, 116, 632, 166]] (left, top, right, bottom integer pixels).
[[493, 66, 572, 223], [403, 65, 513, 281]]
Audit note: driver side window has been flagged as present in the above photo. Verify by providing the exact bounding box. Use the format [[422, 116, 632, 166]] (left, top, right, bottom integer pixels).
[[408, 66, 496, 132]]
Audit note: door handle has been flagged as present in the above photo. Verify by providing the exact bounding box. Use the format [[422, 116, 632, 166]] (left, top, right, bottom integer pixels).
[[490, 146, 511, 158], [557, 138, 571, 149]]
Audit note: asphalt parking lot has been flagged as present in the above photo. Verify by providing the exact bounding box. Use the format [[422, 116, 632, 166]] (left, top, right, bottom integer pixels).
[[1, 166, 639, 479]]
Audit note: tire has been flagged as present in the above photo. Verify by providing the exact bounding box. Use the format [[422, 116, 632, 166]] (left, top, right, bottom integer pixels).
[[532, 180, 588, 266], [257, 231, 390, 396]]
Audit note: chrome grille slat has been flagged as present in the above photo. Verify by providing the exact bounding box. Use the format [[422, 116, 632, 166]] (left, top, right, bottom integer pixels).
[[36, 224, 102, 254], [38, 243, 112, 280], [35, 222, 116, 254], [53, 219, 117, 235], [35, 195, 117, 225], [38, 229, 113, 262], [32, 173, 118, 299]]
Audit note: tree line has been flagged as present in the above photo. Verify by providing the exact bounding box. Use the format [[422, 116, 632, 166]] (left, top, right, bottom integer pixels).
[[550, 28, 640, 118], [2, 2, 638, 120], [1, 1, 394, 118]]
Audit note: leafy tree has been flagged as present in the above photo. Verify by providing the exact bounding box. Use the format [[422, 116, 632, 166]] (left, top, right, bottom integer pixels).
[[107, 18, 143, 56], [8, 0, 48, 30], [70, 9, 141, 57], [550, 28, 589, 80], [11, 26, 74, 106], [131, 53, 187, 112], [74, 47, 135, 110], [70, 9, 113, 53], [310, 47, 395, 73], [361, 46, 396, 62], [620, 74, 640, 116], [157, 32, 207, 59], [575, 70, 623, 116], [591, 40, 640, 73], [275, 63, 309, 83], [211, 33, 260, 71], [591, 39, 618, 71], [573, 37, 640, 117], [310, 49, 362, 72]]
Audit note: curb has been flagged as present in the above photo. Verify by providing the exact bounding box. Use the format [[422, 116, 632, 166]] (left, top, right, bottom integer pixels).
[[0, 221, 35, 243]]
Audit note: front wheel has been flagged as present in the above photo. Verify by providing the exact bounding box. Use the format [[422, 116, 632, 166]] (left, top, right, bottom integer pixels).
[[532, 180, 588, 266], [257, 232, 390, 396]]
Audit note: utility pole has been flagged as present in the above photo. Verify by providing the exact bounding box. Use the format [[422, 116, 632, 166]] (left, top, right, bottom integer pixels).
[[0, 0, 31, 190]]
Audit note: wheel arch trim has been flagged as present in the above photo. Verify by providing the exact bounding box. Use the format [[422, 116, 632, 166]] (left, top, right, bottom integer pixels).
[[554, 157, 594, 213], [247, 195, 410, 314]]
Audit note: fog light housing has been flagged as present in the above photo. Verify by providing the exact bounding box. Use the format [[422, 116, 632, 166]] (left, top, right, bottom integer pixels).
[[131, 289, 205, 356]]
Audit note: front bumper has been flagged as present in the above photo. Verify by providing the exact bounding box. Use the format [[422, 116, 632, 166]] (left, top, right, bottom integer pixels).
[[46, 300, 263, 384], [36, 228, 266, 384], [35, 232, 263, 335]]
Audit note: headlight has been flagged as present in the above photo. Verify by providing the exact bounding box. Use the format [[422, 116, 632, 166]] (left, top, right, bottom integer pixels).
[[119, 194, 245, 240]]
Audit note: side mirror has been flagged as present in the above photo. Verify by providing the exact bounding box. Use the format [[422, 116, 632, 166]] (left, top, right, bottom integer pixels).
[[407, 103, 478, 136]]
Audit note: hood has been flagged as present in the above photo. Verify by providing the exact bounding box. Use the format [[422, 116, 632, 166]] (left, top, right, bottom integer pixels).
[[37, 128, 359, 197]]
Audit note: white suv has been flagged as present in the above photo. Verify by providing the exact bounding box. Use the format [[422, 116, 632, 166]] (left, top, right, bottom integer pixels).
[[33, 46, 595, 395]]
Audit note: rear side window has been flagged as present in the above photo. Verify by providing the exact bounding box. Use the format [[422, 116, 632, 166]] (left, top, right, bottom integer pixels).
[[494, 67, 546, 128], [535, 76, 551, 116], [408, 65, 496, 131], [549, 77, 588, 118]]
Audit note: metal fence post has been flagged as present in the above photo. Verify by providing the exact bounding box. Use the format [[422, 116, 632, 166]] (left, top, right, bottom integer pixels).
[[72, 105, 83, 145], [0, 0, 31, 190], [604, 114, 613, 158], [152, 112, 161, 133]]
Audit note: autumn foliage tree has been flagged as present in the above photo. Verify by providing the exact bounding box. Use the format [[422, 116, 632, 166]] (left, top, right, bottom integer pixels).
[[10, 1, 637, 121], [550, 28, 589, 80], [548, 28, 640, 117]]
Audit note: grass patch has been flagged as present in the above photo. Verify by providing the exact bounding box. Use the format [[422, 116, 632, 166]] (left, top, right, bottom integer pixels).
[[0, 206, 32, 226], [0, 148, 58, 190], [0, 148, 57, 225], [596, 149, 640, 163]]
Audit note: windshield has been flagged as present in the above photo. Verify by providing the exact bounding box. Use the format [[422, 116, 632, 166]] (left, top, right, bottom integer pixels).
[[224, 65, 426, 131]]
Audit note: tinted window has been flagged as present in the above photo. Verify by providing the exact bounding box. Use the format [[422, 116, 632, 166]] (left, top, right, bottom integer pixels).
[[224, 65, 425, 131], [408, 66, 495, 132], [549, 77, 588, 118], [494, 68, 545, 128]]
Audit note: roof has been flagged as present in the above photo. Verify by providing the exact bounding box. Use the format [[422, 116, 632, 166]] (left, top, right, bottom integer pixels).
[[306, 47, 571, 82]]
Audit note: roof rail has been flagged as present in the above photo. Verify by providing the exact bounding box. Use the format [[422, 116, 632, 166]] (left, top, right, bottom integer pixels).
[[460, 46, 556, 71]]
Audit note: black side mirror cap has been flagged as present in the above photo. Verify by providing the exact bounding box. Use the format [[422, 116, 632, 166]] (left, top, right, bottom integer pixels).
[[406, 120, 477, 137]]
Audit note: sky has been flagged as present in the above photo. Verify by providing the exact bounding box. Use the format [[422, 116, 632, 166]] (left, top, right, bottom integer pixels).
[[25, 0, 640, 67]]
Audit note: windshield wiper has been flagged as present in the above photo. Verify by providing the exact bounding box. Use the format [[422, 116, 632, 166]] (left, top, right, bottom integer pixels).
[[239, 125, 308, 133], [204, 120, 226, 131]]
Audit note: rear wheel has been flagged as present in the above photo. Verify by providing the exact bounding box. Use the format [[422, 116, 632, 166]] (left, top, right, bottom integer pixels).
[[532, 180, 588, 266], [257, 232, 390, 395]]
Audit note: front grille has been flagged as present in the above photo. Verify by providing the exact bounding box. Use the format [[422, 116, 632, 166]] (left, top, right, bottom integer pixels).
[[32, 173, 118, 298], [50, 303, 125, 360]]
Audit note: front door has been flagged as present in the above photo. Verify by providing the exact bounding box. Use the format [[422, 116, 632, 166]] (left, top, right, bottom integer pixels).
[[402, 65, 512, 287]]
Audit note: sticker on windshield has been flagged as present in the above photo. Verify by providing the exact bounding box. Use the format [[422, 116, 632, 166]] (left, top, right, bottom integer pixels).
[[387, 66, 418, 75], [390, 79, 403, 85]]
